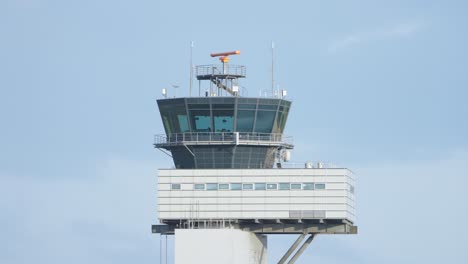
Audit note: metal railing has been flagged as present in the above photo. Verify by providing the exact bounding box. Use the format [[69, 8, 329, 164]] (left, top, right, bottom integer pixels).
[[196, 64, 246, 77], [277, 162, 341, 169], [154, 132, 293, 147]]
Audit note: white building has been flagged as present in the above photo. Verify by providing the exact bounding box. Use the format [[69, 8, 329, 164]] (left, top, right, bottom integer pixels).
[[158, 168, 355, 224]]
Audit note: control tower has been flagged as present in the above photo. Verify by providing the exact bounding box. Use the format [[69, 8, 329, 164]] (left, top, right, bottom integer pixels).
[[152, 51, 357, 264]]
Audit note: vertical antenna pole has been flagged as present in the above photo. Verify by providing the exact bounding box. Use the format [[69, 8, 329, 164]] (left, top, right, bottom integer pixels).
[[271, 41, 275, 97], [190, 41, 194, 97]]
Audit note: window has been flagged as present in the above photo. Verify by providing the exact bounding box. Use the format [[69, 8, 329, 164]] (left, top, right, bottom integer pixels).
[[171, 184, 181, 190], [159, 102, 188, 134], [177, 115, 190, 132], [219, 184, 229, 190], [194, 184, 205, 190], [213, 109, 234, 132], [191, 182, 326, 191], [254, 110, 276, 133], [291, 183, 302, 190], [255, 183, 266, 190], [236, 110, 255, 132], [267, 183, 278, 190], [207, 183, 218, 191], [189, 109, 211, 132], [315, 183, 326, 190], [243, 183, 253, 190], [230, 183, 242, 190]]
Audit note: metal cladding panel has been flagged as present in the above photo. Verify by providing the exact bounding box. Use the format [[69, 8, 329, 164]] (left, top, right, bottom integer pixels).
[[157, 168, 355, 223]]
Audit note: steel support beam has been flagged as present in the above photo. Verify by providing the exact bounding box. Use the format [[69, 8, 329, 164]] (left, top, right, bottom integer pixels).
[[288, 234, 315, 264], [277, 233, 306, 264]]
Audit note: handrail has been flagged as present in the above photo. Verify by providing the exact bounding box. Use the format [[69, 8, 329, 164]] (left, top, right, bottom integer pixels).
[[154, 132, 293, 146], [196, 64, 246, 77]]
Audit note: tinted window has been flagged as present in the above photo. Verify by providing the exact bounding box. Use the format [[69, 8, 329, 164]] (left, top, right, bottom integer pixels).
[[279, 183, 290, 190], [194, 184, 205, 190], [236, 110, 255, 132], [291, 183, 302, 190], [190, 110, 211, 132], [213, 109, 234, 132], [255, 183, 266, 190], [254, 110, 276, 133], [315, 183, 326, 190], [219, 184, 229, 190], [231, 183, 242, 190], [243, 183, 253, 190], [267, 183, 278, 190], [207, 183, 218, 190]]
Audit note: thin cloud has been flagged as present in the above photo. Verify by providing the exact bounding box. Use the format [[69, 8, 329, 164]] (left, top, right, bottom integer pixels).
[[328, 21, 425, 52]]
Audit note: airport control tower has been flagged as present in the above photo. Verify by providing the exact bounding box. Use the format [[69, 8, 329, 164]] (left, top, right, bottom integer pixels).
[[152, 51, 357, 264]]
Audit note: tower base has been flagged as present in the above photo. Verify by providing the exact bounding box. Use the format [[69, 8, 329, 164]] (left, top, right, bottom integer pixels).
[[175, 228, 267, 264]]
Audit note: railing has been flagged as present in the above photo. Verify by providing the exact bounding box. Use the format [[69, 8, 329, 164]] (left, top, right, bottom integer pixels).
[[276, 162, 341, 169], [196, 64, 246, 77], [154, 132, 293, 147]]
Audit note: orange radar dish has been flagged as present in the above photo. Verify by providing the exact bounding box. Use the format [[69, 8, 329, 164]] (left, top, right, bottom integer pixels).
[[210, 50, 240, 57]]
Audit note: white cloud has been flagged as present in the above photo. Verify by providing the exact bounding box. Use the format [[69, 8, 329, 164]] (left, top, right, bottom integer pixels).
[[328, 21, 425, 52]]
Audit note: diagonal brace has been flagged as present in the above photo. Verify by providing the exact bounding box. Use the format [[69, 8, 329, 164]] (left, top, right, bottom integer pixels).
[[288, 234, 315, 264], [277, 233, 306, 264]]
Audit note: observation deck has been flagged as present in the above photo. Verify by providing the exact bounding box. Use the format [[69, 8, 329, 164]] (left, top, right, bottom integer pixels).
[[196, 64, 246, 80], [154, 132, 293, 149]]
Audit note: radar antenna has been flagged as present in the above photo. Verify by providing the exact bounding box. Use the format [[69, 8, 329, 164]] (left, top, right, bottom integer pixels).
[[196, 50, 245, 96]]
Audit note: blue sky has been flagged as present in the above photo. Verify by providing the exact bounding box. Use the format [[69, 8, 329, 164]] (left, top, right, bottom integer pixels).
[[1, 0, 467, 263]]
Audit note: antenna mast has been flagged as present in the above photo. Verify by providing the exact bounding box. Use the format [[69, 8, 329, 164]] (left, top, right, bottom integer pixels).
[[271, 41, 275, 96], [190, 41, 194, 97]]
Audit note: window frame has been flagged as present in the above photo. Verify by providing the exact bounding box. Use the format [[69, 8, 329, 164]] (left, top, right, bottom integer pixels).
[[242, 183, 254, 190], [194, 183, 205, 190], [171, 183, 181, 190]]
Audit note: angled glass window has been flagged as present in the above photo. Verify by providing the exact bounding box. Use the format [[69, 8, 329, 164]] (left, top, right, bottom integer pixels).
[[243, 183, 253, 190], [254, 110, 276, 133], [255, 183, 266, 190], [230, 183, 242, 190], [177, 115, 190, 132], [315, 183, 326, 190], [159, 103, 188, 134], [171, 184, 181, 190], [267, 183, 278, 190], [219, 183, 229, 190], [213, 109, 234, 132], [194, 184, 205, 190], [279, 183, 290, 190], [303, 183, 315, 190], [189, 109, 211, 132], [291, 183, 302, 190], [207, 183, 218, 190], [236, 110, 255, 132]]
